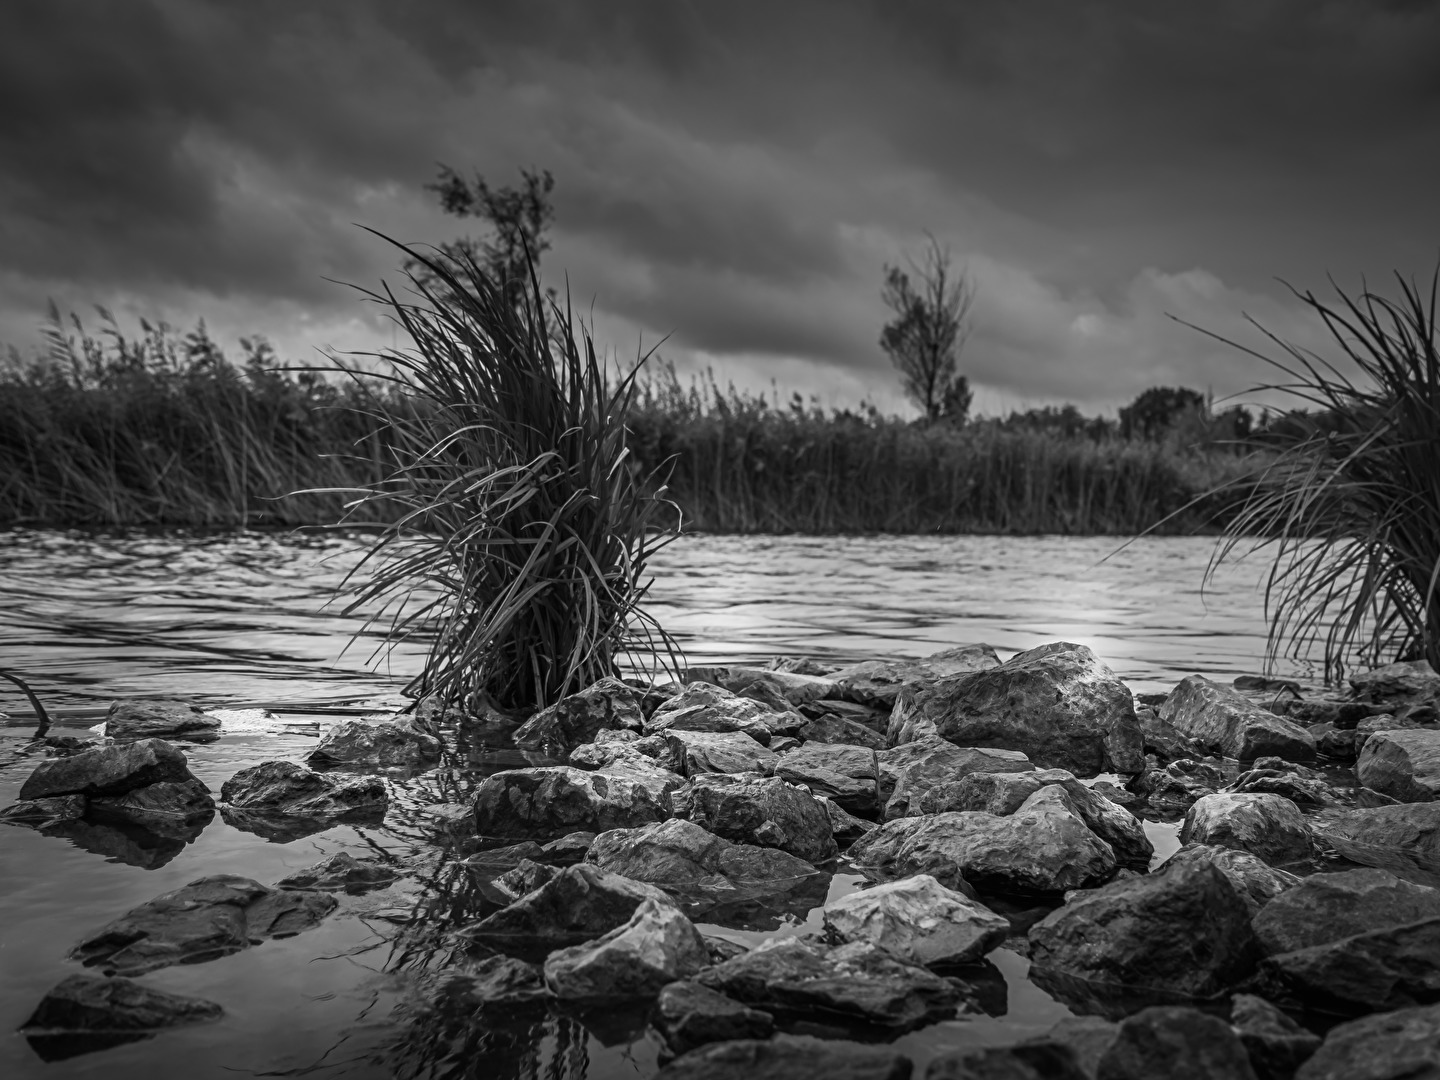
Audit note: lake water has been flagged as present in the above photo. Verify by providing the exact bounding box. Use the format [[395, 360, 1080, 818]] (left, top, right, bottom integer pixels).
[[0, 530, 1320, 1079]]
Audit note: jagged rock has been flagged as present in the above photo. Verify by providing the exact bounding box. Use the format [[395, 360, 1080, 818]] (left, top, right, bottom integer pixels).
[[424, 955, 548, 1010], [1094, 1006, 1258, 1080], [687, 774, 838, 863], [1356, 729, 1440, 803], [887, 642, 1144, 777], [775, 750, 877, 814], [1137, 706, 1205, 764], [1310, 802, 1440, 879], [221, 761, 388, 817], [796, 713, 886, 749], [1090, 780, 1144, 809], [654, 1034, 912, 1080], [472, 766, 670, 839], [653, 980, 774, 1058], [461, 863, 670, 945], [103, 699, 220, 741], [1179, 793, 1314, 867], [685, 666, 842, 707], [851, 787, 1116, 896], [89, 778, 215, 820], [19, 738, 195, 800], [21, 974, 223, 1032], [1028, 862, 1259, 998], [0, 794, 89, 826], [1353, 713, 1427, 757], [1161, 675, 1316, 763], [694, 936, 964, 1031], [493, 858, 560, 902], [510, 676, 645, 752], [1159, 844, 1300, 915], [540, 831, 595, 865], [464, 840, 545, 869], [926, 1042, 1089, 1079], [1318, 728, 1358, 761], [69, 874, 336, 976], [274, 851, 400, 892], [662, 729, 778, 776], [914, 768, 1153, 870], [821, 873, 1009, 965], [1226, 766, 1348, 808], [1349, 660, 1440, 708], [883, 736, 1034, 819], [829, 644, 1002, 709], [1251, 868, 1440, 956], [769, 657, 842, 676], [799, 698, 891, 733], [587, 744, 690, 802], [306, 718, 440, 770], [820, 797, 874, 847], [586, 818, 821, 894], [1258, 915, 1440, 1014], [1230, 993, 1321, 1080], [1127, 758, 1223, 812], [646, 684, 786, 743], [1295, 1002, 1440, 1080], [543, 897, 710, 999], [769, 736, 802, 753]]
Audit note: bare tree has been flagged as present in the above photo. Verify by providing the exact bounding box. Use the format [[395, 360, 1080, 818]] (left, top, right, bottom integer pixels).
[[880, 237, 976, 423]]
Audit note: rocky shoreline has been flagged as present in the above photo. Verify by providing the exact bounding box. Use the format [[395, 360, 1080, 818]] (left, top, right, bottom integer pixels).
[[6, 641, 1440, 1077]]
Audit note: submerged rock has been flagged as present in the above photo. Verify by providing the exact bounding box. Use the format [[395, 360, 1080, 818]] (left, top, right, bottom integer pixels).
[[69, 874, 336, 976], [1158, 844, 1300, 915], [306, 718, 441, 770], [883, 740, 1035, 820], [1356, 729, 1440, 804], [472, 766, 671, 839], [687, 774, 838, 863], [828, 643, 1002, 709], [103, 699, 220, 741], [221, 760, 387, 817], [0, 794, 89, 827], [1095, 1006, 1258, 1080], [19, 738, 195, 800], [1161, 675, 1316, 763], [1252, 868, 1440, 957], [652, 980, 774, 1058], [586, 818, 822, 894], [22, 974, 223, 1032], [821, 873, 1009, 965], [274, 851, 400, 893], [461, 863, 670, 945], [1295, 1002, 1440, 1080], [654, 1034, 912, 1080], [1230, 993, 1321, 1079], [1028, 862, 1259, 998], [1180, 793, 1314, 868], [887, 642, 1144, 777], [512, 676, 646, 752], [543, 896, 710, 999]]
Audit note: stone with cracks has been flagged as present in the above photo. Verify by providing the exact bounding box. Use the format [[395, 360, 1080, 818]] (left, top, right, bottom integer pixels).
[[687, 774, 838, 863], [103, 699, 220, 741], [1310, 801, 1440, 880], [821, 797, 874, 847], [461, 863, 671, 945], [776, 756, 875, 814], [1251, 868, 1440, 956], [306, 718, 440, 770], [512, 677, 645, 753], [586, 818, 822, 894], [1258, 915, 1440, 1014], [1180, 793, 1314, 867], [0, 794, 88, 826], [581, 744, 689, 803], [684, 666, 842, 707], [20, 738, 195, 800], [652, 980, 774, 1058], [1158, 844, 1300, 915], [220, 761, 387, 817], [21, 974, 223, 1032], [887, 642, 1144, 777], [662, 730, 778, 777], [472, 766, 670, 839], [795, 713, 886, 749], [274, 852, 400, 892], [1161, 675, 1316, 763], [543, 896, 710, 999], [1230, 993, 1321, 1080], [1094, 1006, 1258, 1080], [829, 644, 1002, 709], [654, 1034, 912, 1080], [1295, 1002, 1440, 1080], [646, 684, 783, 744], [821, 873, 1009, 965], [694, 936, 964, 1032], [1356, 729, 1440, 803], [1349, 660, 1440, 708], [493, 858, 560, 902], [883, 740, 1035, 820], [1028, 862, 1259, 998], [88, 779, 215, 821]]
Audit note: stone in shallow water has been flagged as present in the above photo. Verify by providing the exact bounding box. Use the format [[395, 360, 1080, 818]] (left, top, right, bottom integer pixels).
[[883, 740, 1035, 820], [1161, 674, 1316, 763], [493, 858, 559, 902], [543, 896, 710, 1000], [0, 794, 88, 826], [89, 778, 215, 820], [274, 851, 400, 893], [423, 955, 549, 1012], [22, 974, 223, 1032], [103, 699, 220, 741], [1180, 792, 1315, 868], [511, 676, 645, 753], [774, 746, 878, 815], [1158, 843, 1300, 916], [306, 718, 441, 770], [646, 683, 786, 743], [19, 738, 196, 800], [655, 1034, 911, 1080], [795, 713, 886, 749], [687, 773, 838, 863], [1311, 801, 1440, 883], [472, 766, 671, 839], [461, 863, 670, 946], [586, 817, 821, 894], [1295, 1001, 1440, 1080], [220, 760, 388, 816], [821, 873, 1009, 966], [652, 980, 774, 1058]]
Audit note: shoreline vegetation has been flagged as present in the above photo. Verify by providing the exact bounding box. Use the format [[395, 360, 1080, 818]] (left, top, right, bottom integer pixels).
[[1, 307, 1262, 535]]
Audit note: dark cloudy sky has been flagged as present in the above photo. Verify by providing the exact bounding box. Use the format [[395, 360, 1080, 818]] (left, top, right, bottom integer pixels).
[[4, 0, 1439, 415]]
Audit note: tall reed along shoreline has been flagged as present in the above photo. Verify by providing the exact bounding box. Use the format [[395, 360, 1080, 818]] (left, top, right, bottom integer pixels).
[[0, 318, 1255, 533]]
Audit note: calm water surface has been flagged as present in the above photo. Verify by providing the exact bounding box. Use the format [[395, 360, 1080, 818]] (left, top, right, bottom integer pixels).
[[0, 530, 1316, 1079]]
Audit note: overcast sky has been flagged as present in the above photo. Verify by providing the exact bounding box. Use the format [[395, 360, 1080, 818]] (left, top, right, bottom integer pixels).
[[3, 0, 1438, 416]]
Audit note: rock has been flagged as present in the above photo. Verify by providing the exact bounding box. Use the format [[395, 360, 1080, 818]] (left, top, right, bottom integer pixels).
[[511, 676, 645, 752], [539, 831, 595, 865], [1353, 712, 1428, 757], [796, 713, 887, 749], [89, 778, 215, 820], [587, 745, 690, 802], [1159, 844, 1300, 915], [769, 735, 802, 753], [647, 683, 785, 743], [654, 1034, 912, 1080], [685, 666, 843, 707], [820, 797, 874, 847], [103, 699, 220, 741], [1295, 1002, 1440, 1080], [662, 729, 778, 777], [1251, 868, 1440, 956], [0, 794, 88, 826], [883, 736, 1035, 819], [220, 760, 388, 817], [461, 863, 670, 945], [1349, 660, 1440, 707], [694, 936, 964, 1031], [687, 774, 838, 863], [1230, 993, 1321, 1080], [652, 980, 774, 1058], [493, 858, 560, 902], [1128, 758, 1223, 812], [306, 718, 441, 770], [19, 738, 195, 800], [1094, 1006, 1258, 1080], [1318, 728, 1359, 761], [463, 840, 545, 869], [1226, 767, 1347, 808], [471, 766, 670, 839], [1137, 706, 1205, 764], [425, 955, 548, 1010], [916, 768, 1153, 870], [799, 698, 892, 734], [821, 873, 1008, 965], [69, 874, 336, 976], [1356, 729, 1440, 803], [1161, 675, 1316, 763], [543, 896, 710, 999], [1311, 801, 1440, 881], [769, 657, 842, 676], [926, 1042, 1089, 1078], [1179, 793, 1314, 867], [775, 751, 877, 814], [888, 642, 1144, 777], [851, 787, 1117, 896], [586, 818, 821, 894], [1259, 915, 1440, 1014], [829, 644, 1002, 709], [1027, 1016, 1120, 1079], [274, 852, 400, 892], [21, 974, 223, 1032], [1028, 862, 1259, 998]]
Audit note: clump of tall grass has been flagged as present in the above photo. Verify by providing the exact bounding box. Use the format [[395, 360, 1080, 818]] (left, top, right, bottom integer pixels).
[[1202, 269, 1440, 680], [318, 236, 681, 712]]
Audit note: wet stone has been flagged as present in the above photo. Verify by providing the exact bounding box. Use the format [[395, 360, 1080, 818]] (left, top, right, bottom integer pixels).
[[103, 699, 220, 741], [1356, 729, 1440, 804], [884, 740, 1036, 820], [926, 1041, 1089, 1079], [423, 955, 548, 1011], [460, 863, 670, 947], [511, 676, 645, 753], [1162, 674, 1316, 764], [662, 729, 778, 776], [1179, 793, 1315, 868], [1258, 915, 1440, 1014], [22, 974, 223, 1032], [1251, 867, 1440, 956], [1295, 1001, 1440, 1080], [653, 980, 775, 1058], [306, 718, 441, 770], [585, 817, 822, 895], [821, 873, 1010, 966], [1159, 844, 1300, 916], [472, 766, 671, 839], [494, 858, 559, 901], [1095, 1005, 1258, 1080], [828, 643, 1002, 709], [1230, 993, 1321, 1080], [0, 794, 88, 826], [220, 760, 388, 817], [89, 778, 215, 820], [687, 773, 838, 863], [274, 851, 401, 893], [646, 683, 785, 744], [542, 896, 710, 1000], [19, 738, 195, 800]]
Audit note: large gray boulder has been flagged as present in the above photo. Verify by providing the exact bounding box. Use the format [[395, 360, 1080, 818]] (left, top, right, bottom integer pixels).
[[472, 766, 670, 838], [687, 774, 837, 863], [1161, 675, 1316, 763], [220, 761, 387, 818], [1356, 729, 1440, 803], [20, 738, 195, 800], [821, 873, 1009, 965], [103, 699, 220, 741], [850, 786, 1117, 896], [1028, 862, 1259, 998], [882, 739, 1035, 819], [1258, 915, 1440, 1014], [1158, 844, 1300, 915], [1296, 1002, 1440, 1080], [828, 644, 1001, 709], [1251, 868, 1440, 956], [1310, 801, 1440, 880], [306, 718, 441, 770], [585, 818, 822, 893], [887, 642, 1144, 777], [543, 896, 710, 1000], [1179, 793, 1314, 867], [511, 676, 645, 752], [654, 1034, 912, 1080], [461, 863, 670, 945]]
